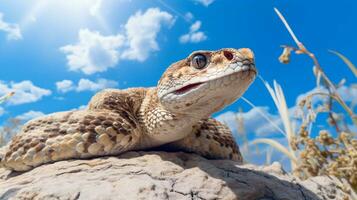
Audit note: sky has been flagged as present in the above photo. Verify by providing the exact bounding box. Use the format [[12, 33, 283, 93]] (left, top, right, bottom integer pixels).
[[0, 0, 356, 167]]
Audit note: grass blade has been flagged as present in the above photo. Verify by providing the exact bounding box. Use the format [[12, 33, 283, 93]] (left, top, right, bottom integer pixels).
[[329, 50, 357, 77], [250, 138, 297, 164], [241, 96, 287, 136], [0, 92, 15, 104]]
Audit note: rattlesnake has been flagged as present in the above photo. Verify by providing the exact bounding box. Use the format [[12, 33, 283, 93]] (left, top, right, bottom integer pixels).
[[0, 48, 256, 171]]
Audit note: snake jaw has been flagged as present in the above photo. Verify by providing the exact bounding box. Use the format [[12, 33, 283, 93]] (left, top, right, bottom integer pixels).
[[173, 82, 204, 95]]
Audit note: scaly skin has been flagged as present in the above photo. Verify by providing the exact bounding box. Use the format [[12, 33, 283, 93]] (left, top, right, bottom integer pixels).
[[0, 48, 256, 171]]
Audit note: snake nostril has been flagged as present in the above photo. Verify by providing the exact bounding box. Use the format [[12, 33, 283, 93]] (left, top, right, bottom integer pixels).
[[223, 51, 234, 61]]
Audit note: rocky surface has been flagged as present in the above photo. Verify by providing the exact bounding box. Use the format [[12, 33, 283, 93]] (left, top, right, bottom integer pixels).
[[0, 151, 354, 200]]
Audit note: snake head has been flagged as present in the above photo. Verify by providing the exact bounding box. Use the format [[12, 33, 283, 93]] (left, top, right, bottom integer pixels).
[[157, 48, 257, 116]]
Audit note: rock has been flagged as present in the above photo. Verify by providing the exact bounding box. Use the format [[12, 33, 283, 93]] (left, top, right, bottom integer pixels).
[[0, 151, 354, 200]]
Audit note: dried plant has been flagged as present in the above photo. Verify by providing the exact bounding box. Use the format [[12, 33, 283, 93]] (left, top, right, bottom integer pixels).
[[0, 92, 15, 105], [328, 50, 357, 77], [274, 8, 357, 126], [247, 7, 357, 198], [0, 118, 22, 148], [235, 107, 250, 155], [221, 107, 276, 165], [0, 132, 5, 147], [0, 92, 19, 147]]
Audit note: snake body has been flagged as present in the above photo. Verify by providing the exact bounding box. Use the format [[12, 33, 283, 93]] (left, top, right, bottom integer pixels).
[[0, 48, 256, 171]]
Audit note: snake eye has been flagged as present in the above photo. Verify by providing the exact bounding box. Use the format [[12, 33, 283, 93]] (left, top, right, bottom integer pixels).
[[191, 54, 207, 69]]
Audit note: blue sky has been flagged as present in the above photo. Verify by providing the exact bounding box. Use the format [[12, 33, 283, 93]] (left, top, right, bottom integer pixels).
[[0, 0, 356, 166]]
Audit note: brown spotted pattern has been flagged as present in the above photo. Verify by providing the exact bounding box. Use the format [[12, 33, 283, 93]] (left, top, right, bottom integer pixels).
[[0, 48, 255, 171], [168, 118, 243, 162], [1, 89, 145, 171]]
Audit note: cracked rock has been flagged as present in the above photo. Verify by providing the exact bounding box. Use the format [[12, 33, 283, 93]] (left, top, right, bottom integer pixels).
[[0, 151, 353, 200]]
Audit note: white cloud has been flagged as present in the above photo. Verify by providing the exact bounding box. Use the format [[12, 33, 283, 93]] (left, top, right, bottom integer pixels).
[[192, 0, 215, 7], [61, 8, 174, 75], [54, 96, 65, 101], [216, 84, 356, 170], [190, 32, 207, 43], [29, 15, 37, 23], [0, 81, 51, 105], [184, 12, 194, 21], [56, 78, 118, 93], [179, 20, 207, 44], [121, 8, 174, 61], [296, 87, 328, 106], [190, 20, 201, 32], [56, 80, 74, 93], [296, 85, 357, 105], [77, 78, 118, 92], [216, 107, 284, 137], [60, 29, 125, 75], [217, 84, 356, 138], [90, 0, 102, 17], [0, 12, 22, 40], [216, 107, 293, 169], [16, 110, 45, 121], [244, 137, 291, 170], [70, 104, 87, 111], [78, 105, 87, 110], [336, 85, 357, 103]]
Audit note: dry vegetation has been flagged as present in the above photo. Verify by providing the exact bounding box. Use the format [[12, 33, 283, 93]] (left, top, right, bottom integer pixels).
[[0, 118, 22, 147], [244, 8, 357, 198], [0, 92, 22, 146]]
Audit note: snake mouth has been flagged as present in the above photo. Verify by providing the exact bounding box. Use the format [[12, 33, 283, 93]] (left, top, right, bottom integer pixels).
[[173, 82, 204, 95], [172, 67, 256, 96]]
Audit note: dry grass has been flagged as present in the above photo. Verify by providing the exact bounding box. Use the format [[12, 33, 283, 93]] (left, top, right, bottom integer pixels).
[[247, 7, 356, 198], [0, 92, 15, 104], [0, 118, 22, 147], [0, 92, 19, 147]]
